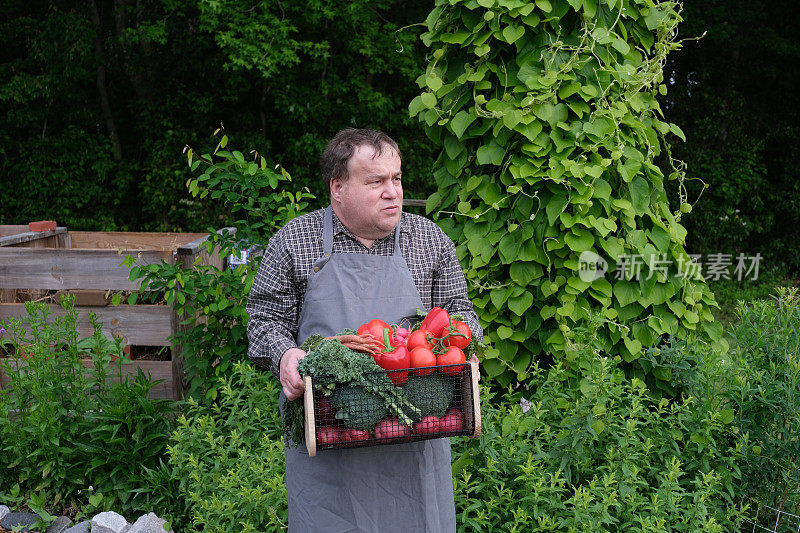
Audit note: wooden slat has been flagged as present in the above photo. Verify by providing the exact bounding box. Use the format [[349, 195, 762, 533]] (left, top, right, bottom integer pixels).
[[0, 226, 30, 238], [304, 376, 317, 457], [0, 359, 174, 400], [0, 248, 172, 290], [68, 231, 209, 251], [0, 228, 68, 247], [403, 198, 427, 208], [0, 303, 173, 345]]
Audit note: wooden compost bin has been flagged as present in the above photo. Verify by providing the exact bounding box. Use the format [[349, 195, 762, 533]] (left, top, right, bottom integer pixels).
[[0, 225, 226, 400]]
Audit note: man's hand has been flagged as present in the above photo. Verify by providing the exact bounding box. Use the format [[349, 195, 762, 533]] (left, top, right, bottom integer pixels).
[[280, 347, 307, 400]]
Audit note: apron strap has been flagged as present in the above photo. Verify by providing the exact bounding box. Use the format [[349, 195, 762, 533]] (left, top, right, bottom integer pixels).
[[323, 205, 334, 256], [323, 205, 402, 256]]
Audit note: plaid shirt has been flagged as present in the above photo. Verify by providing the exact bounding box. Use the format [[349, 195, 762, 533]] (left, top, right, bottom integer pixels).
[[246, 207, 482, 379]]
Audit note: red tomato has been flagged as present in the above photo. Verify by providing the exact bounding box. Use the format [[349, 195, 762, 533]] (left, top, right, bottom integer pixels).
[[444, 320, 472, 350], [357, 319, 391, 349], [407, 329, 436, 351], [437, 346, 466, 376], [439, 408, 465, 433], [374, 417, 412, 443], [420, 307, 450, 338], [413, 415, 441, 435], [409, 346, 437, 376], [316, 426, 343, 446]]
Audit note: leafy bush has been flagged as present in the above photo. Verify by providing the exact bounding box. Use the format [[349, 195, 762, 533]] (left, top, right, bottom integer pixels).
[[0, 298, 179, 520], [727, 288, 800, 519], [168, 360, 287, 532], [451, 316, 743, 532], [411, 0, 723, 389], [130, 133, 312, 401]]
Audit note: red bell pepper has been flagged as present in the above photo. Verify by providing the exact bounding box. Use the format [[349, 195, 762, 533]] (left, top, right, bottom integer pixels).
[[376, 328, 410, 386], [420, 307, 450, 338]]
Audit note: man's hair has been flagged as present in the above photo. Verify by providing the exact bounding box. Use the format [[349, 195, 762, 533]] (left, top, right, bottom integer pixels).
[[320, 128, 401, 186]]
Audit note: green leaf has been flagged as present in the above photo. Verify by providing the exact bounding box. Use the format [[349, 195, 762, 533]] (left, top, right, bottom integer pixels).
[[535, 0, 552, 13], [508, 291, 534, 316], [502, 24, 525, 44], [421, 92, 437, 109], [719, 409, 735, 425], [614, 280, 639, 307], [450, 110, 475, 139], [565, 228, 594, 252], [499, 233, 522, 263], [629, 176, 650, 212], [592, 419, 605, 435], [510, 262, 543, 285]]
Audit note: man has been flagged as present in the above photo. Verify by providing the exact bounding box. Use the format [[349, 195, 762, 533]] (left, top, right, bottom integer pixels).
[[246, 128, 481, 532]]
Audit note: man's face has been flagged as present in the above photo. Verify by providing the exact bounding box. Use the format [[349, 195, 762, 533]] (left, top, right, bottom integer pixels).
[[330, 144, 403, 247]]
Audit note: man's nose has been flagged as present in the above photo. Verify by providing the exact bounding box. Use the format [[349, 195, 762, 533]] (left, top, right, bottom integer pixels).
[[382, 181, 399, 199]]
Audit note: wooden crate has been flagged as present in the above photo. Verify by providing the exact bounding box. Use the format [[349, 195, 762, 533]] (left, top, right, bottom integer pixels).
[[0, 225, 230, 400], [303, 360, 482, 457]]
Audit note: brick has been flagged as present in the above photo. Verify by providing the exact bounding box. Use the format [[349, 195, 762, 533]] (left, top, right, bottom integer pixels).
[[28, 220, 57, 232]]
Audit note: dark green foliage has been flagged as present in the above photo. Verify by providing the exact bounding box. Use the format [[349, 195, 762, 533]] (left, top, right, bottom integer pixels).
[[329, 384, 387, 431], [666, 0, 800, 273], [401, 372, 455, 419], [129, 135, 312, 402], [0, 0, 437, 231]]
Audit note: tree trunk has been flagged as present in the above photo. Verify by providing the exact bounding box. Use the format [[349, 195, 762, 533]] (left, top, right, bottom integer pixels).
[[91, 0, 123, 161]]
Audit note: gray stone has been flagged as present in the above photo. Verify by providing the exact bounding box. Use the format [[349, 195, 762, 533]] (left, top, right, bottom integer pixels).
[[0, 505, 10, 522], [46, 515, 74, 533], [128, 513, 173, 533], [62, 520, 91, 533], [0, 511, 40, 532], [91, 511, 129, 533]]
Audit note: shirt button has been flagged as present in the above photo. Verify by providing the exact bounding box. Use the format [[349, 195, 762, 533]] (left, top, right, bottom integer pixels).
[[314, 266, 319, 272]]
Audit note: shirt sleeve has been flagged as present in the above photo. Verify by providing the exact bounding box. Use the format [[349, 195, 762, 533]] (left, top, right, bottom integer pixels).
[[246, 231, 300, 380], [431, 232, 483, 342]]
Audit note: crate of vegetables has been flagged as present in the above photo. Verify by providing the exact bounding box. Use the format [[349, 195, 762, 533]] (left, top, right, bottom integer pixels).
[[282, 309, 483, 456]]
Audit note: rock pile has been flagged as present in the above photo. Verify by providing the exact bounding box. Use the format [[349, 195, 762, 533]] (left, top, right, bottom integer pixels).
[[0, 506, 172, 533]]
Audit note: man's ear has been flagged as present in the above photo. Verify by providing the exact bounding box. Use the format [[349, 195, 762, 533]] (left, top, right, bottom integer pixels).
[[330, 178, 343, 203]]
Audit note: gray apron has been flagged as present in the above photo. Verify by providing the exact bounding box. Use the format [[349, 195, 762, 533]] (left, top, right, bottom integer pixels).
[[283, 206, 456, 532]]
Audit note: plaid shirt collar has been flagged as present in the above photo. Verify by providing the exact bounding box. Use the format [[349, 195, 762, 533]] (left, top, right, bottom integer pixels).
[[330, 208, 411, 247]]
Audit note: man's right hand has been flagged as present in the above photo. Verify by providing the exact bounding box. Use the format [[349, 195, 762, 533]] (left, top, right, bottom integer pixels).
[[280, 347, 307, 401]]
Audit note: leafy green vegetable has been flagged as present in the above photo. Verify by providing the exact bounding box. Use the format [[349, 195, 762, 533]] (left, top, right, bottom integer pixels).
[[402, 373, 455, 420], [283, 336, 421, 445], [329, 384, 387, 431]]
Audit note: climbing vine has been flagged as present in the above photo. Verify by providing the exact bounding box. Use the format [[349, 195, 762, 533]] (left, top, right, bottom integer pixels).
[[411, 0, 724, 388]]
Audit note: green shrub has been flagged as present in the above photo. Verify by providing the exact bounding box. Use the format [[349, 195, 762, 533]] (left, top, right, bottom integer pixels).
[[129, 133, 313, 402], [168, 360, 287, 532], [727, 288, 800, 520], [0, 298, 179, 520], [451, 316, 742, 532]]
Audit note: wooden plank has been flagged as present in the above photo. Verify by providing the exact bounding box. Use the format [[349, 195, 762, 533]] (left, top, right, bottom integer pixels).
[[68, 231, 209, 251], [53, 290, 111, 306], [403, 198, 427, 208], [0, 248, 172, 290], [469, 359, 481, 438], [0, 303, 173, 345], [304, 376, 317, 457], [0, 228, 68, 247], [0, 359, 174, 400], [0, 226, 30, 238]]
